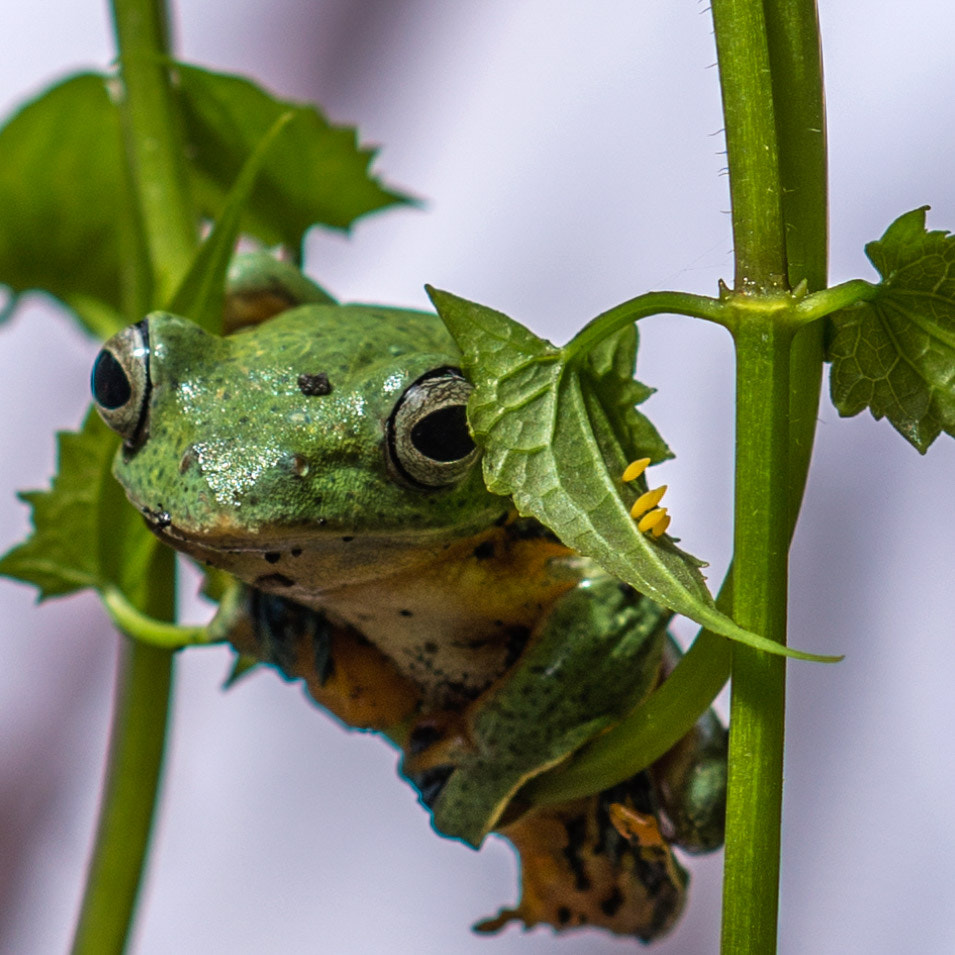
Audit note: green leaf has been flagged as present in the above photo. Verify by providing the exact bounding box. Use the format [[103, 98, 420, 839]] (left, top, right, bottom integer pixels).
[[175, 64, 412, 250], [167, 111, 296, 330], [0, 74, 128, 336], [428, 287, 840, 662], [0, 409, 158, 603], [828, 206, 955, 452], [0, 66, 408, 336]]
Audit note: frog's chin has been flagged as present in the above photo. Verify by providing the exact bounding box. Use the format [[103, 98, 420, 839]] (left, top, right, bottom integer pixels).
[[145, 510, 499, 594]]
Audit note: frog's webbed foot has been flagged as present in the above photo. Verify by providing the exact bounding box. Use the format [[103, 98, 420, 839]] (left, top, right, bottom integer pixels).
[[210, 584, 420, 731], [223, 252, 335, 332], [401, 576, 671, 848]]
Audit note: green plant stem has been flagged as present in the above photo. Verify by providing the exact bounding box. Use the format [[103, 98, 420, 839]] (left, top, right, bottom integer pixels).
[[711, 1, 794, 938], [72, 0, 197, 951], [722, 318, 793, 954], [525, 613, 732, 806], [763, 0, 827, 295], [112, 0, 196, 303], [712, 0, 788, 292], [715, 0, 830, 952], [71, 551, 175, 955], [766, 0, 828, 562]]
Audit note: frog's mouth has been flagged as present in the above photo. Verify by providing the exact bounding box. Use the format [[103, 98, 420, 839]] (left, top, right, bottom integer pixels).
[[140, 503, 506, 594]]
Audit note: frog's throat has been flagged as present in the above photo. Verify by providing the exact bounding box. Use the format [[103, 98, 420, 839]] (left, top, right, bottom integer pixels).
[[153, 513, 584, 708]]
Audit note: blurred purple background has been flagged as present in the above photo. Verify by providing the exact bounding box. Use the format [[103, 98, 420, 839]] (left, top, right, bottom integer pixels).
[[1, 2, 953, 953]]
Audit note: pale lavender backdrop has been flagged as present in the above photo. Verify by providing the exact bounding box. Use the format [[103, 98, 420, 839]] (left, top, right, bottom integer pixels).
[[0, 2, 953, 953]]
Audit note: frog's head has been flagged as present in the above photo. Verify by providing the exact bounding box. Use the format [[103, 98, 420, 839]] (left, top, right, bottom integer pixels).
[[91, 305, 507, 590]]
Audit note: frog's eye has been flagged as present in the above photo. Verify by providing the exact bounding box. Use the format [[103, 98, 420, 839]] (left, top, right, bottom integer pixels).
[[91, 320, 151, 448], [387, 367, 479, 488]]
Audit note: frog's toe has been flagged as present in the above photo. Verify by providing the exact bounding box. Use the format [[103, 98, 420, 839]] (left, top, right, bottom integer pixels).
[[407, 765, 455, 809], [401, 713, 475, 809], [403, 714, 471, 772]]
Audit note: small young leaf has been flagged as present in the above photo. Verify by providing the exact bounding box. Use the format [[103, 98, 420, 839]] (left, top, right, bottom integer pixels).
[[167, 111, 296, 330], [175, 65, 412, 250], [428, 287, 840, 662], [828, 207, 955, 452], [0, 409, 158, 603], [581, 325, 673, 469], [0, 74, 129, 336]]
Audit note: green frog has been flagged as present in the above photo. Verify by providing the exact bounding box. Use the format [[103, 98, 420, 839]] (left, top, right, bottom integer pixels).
[[90, 254, 726, 943]]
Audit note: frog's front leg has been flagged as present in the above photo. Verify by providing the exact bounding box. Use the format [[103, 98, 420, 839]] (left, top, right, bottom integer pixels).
[[210, 583, 421, 731], [402, 575, 672, 848]]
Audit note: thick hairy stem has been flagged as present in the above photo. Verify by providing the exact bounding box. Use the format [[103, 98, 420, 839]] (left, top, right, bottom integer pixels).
[[712, 1, 828, 952]]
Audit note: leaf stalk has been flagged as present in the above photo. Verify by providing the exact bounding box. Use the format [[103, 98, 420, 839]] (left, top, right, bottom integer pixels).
[[103, 587, 211, 649], [567, 290, 727, 360]]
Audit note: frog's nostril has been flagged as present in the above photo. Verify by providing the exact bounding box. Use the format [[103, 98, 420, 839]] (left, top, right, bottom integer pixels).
[[297, 371, 332, 396]]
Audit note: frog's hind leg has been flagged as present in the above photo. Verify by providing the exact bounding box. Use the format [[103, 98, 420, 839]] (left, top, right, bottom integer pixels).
[[223, 252, 336, 332]]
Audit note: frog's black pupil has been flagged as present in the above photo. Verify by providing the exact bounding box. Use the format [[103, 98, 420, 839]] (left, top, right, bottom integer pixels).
[[92, 349, 131, 409], [411, 405, 474, 462]]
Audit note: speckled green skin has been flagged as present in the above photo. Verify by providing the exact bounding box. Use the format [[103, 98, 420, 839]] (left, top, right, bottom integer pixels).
[[116, 306, 503, 545]]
